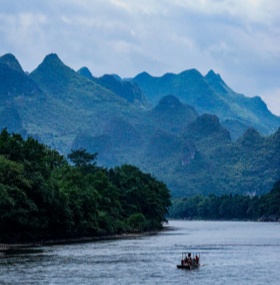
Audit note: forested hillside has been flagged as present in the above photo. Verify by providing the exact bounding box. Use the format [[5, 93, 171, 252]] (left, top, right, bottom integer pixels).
[[1, 52, 280, 197], [0, 129, 171, 243]]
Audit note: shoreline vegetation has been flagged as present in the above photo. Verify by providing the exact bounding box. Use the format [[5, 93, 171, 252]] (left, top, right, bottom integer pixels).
[[169, 180, 280, 222], [0, 130, 171, 244]]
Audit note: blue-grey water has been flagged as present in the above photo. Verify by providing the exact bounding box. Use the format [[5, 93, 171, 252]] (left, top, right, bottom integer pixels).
[[1, 220, 280, 284]]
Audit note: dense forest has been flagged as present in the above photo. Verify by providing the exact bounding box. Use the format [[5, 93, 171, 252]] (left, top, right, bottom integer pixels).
[[0, 129, 171, 243], [1, 53, 280, 198], [169, 180, 280, 221]]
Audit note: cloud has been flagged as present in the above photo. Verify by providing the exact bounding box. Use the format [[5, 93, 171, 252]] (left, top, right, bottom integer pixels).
[[172, 0, 280, 25]]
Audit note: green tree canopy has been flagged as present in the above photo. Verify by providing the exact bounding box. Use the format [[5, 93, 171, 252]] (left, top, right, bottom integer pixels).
[[0, 130, 171, 242]]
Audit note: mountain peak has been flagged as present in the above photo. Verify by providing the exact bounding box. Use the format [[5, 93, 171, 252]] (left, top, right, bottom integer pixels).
[[240, 128, 261, 141], [151, 95, 198, 134], [77, 66, 95, 80], [134, 71, 152, 81], [0, 53, 44, 100], [0, 53, 24, 73], [205, 69, 224, 83], [30, 53, 79, 96], [206, 69, 217, 77], [243, 127, 261, 137], [237, 127, 262, 147], [111, 74, 122, 81], [205, 69, 227, 94], [97, 74, 149, 107], [184, 114, 231, 142], [31, 53, 74, 80], [178, 68, 202, 77], [154, 94, 183, 111], [41, 53, 64, 67], [45, 53, 60, 60]]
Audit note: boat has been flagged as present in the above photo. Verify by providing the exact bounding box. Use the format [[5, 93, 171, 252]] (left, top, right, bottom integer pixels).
[[177, 252, 200, 269]]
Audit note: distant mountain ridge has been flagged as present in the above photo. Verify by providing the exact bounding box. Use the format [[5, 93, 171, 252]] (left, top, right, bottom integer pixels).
[[77, 67, 150, 109], [0, 52, 279, 197], [132, 69, 280, 140]]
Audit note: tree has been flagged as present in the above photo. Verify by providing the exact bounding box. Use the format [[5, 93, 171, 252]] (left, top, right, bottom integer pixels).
[[67, 148, 97, 167], [127, 213, 147, 232], [67, 148, 98, 174]]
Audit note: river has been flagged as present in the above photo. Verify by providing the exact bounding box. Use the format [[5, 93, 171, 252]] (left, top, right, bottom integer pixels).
[[0, 220, 279, 284]]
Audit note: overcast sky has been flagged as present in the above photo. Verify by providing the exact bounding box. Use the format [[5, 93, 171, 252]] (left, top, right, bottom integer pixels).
[[1, 0, 280, 115]]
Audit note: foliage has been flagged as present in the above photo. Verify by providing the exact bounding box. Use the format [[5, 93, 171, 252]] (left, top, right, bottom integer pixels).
[[109, 165, 171, 230], [127, 213, 147, 232], [0, 130, 171, 242], [1, 52, 280, 198], [169, 180, 280, 221]]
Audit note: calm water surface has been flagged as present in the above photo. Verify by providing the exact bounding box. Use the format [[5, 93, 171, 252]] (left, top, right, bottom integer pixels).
[[1, 221, 280, 284]]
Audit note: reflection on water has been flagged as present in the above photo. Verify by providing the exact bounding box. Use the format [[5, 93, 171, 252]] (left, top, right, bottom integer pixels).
[[0, 221, 279, 284]]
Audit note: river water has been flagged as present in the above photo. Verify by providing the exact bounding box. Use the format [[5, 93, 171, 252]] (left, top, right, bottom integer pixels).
[[0, 220, 279, 285]]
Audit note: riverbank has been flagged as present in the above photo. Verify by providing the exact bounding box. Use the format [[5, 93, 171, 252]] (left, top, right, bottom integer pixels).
[[0, 225, 173, 253]]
